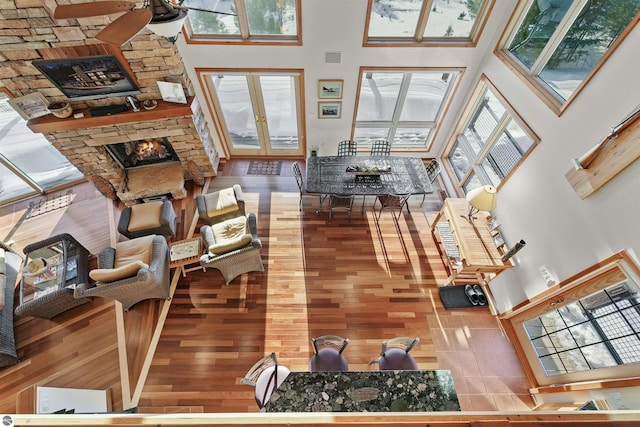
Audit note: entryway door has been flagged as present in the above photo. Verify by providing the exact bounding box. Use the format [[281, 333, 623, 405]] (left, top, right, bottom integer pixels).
[[202, 71, 304, 157]]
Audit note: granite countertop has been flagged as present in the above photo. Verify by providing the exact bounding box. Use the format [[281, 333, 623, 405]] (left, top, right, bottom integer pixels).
[[262, 370, 460, 413]]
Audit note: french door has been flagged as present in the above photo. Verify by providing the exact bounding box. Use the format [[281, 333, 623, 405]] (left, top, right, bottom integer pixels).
[[203, 71, 304, 157]]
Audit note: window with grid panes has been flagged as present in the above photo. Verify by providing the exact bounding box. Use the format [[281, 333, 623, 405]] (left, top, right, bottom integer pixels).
[[353, 69, 459, 150], [501, 0, 640, 107], [524, 279, 640, 376], [183, 0, 299, 43], [447, 79, 536, 193], [365, 0, 491, 44]]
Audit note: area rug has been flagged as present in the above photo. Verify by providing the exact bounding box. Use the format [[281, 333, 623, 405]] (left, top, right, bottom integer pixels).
[[247, 160, 282, 176], [439, 285, 489, 310], [26, 190, 73, 219]]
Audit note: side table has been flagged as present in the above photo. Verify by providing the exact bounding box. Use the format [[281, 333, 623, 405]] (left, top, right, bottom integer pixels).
[[169, 237, 202, 277], [15, 233, 91, 319]]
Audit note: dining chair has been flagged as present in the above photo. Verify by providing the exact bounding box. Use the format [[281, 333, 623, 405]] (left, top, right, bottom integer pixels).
[[420, 159, 441, 206], [373, 193, 411, 221], [292, 162, 324, 213], [337, 140, 357, 156], [241, 352, 291, 409], [309, 335, 350, 372], [369, 139, 391, 156], [369, 337, 420, 371], [328, 194, 355, 223]]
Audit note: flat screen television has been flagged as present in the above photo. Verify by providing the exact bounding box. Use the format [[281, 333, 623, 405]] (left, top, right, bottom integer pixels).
[[32, 55, 141, 101]]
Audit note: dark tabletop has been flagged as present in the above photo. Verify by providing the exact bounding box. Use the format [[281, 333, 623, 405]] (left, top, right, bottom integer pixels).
[[262, 370, 460, 413], [305, 156, 434, 196]]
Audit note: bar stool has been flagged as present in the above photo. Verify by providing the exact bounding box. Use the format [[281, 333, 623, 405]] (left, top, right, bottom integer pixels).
[[369, 337, 420, 370], [309, 335, 350, 372]]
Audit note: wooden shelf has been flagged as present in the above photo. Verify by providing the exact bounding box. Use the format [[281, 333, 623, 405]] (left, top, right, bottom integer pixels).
[[565, 110, 640, 199], [27, 98, 194, 133]]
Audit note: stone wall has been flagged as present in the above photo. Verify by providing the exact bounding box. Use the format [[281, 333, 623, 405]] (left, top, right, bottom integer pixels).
[[0, 0, 219, 186]]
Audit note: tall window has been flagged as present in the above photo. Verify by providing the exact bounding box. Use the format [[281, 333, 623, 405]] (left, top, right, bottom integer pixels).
[[354, 69, 460, 150], [184, 0, 299, 43], [501, 0, 640, 108], [365, 0, 491, 44], [0, 92, 83, 205], [446, 77, 537, 193]]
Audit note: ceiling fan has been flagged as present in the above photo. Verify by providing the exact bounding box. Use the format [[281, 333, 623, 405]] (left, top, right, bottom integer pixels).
[[53, 0, 236, 45]]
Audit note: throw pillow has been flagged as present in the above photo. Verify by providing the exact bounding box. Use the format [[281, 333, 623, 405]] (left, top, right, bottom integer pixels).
[[211, 216, 247, 242], [90, 260, 149, 283], [127, 202, 163, 232], [114, 235, 155, 267], [208, 234, 253, 256]]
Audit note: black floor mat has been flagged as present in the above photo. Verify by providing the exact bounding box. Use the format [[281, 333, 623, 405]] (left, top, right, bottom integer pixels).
[[439, 285, 488, 310]]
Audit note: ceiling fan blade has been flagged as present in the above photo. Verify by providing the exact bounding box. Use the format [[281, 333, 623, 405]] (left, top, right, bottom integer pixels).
[[96, 9, 153, 45], [53, 1, 136, 19]]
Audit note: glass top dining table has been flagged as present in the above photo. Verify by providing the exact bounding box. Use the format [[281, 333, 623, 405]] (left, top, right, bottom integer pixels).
[[305, 155, 434, 196]]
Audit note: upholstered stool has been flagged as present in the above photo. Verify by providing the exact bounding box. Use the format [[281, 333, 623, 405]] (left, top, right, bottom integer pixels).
[[254, 365, 290, 408], [378, 348, 419, 370], [117, 200, 176, 239], [309, 348, 349, 372]]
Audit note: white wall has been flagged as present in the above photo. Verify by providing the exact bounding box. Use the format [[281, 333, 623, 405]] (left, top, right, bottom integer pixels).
[[177, 1, 640, 313]]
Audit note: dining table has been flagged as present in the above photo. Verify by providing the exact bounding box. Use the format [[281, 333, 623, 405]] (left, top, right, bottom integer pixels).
[[305, 155, 434, 197], [261, 369, 460, 413]]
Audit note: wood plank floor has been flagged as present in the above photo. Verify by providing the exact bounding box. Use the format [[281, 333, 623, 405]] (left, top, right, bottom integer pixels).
[[0, 160, 535, 414]]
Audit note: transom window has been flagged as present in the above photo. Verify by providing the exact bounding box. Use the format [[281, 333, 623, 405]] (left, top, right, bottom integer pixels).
[[501, 0, 640, 109], [353, 69, 460, 150], [446, 77, 537, 194], [183, 0, 299, 43], [365, 0, 491, 44], [524, 279, 640, 376]]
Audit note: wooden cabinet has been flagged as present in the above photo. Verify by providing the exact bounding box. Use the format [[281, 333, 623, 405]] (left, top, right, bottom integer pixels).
[[431, 198, 512, 285]]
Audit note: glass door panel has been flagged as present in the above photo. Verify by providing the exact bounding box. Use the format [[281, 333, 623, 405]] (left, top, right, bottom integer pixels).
[[207, 72, 303, 157]]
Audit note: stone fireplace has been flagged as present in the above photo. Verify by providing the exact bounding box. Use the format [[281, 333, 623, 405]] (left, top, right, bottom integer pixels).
[[105, 138, 179, 170]]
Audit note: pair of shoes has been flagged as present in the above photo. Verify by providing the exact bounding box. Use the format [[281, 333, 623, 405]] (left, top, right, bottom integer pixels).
[[464, 284, 487, 306]]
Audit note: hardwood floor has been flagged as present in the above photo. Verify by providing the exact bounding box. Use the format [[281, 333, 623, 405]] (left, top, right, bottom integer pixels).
[[0, 160, 535, 414]]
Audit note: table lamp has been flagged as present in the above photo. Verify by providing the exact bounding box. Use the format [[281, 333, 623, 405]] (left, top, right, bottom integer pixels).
[[466, 185, 497, 221]]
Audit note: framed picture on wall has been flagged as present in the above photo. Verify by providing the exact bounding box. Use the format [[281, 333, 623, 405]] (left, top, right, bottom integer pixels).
[[8, 92, 50, 120], [318, 80, 343, 99], [318, 101, 341, 119]]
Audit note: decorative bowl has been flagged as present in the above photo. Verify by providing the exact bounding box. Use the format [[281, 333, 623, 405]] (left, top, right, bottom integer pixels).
[[48, 102, 73, 118]]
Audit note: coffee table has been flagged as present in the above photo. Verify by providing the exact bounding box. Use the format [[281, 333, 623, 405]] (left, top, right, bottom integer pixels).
[[169, 237, 202, 277], [16, 233, 91, 319]]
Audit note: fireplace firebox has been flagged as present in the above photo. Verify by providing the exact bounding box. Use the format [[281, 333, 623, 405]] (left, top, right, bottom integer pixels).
[[105, 138, 179, 169]]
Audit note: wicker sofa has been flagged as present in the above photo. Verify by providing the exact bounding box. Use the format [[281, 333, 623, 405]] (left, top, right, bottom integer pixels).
[[1, 242, 22, 367]]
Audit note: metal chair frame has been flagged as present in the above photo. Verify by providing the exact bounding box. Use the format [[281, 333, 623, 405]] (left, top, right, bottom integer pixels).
[[337, 140, 357, 156], [311, 335, 350, 354], [373, 193, 411, 221], [421, 159, 441, 206], [369, 139, 391, 156], [368, 336, 420, 368], [328, 194, 355, 223], [292, 162, 324, 213]]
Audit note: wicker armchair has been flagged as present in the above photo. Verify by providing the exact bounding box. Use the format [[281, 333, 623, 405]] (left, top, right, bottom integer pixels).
[[117, 200, 176, 239], [196, 184, 245, 225], [74, 235, 170, 311], [199, 213, 264, 284], [1, 242, 21, 367]]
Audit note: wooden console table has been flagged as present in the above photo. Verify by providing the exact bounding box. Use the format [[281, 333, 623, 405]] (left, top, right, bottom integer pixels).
[[431, 198, 512, 285]]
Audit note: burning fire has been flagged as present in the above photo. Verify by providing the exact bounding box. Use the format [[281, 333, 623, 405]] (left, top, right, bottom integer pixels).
[[135, 140, 168, 161]]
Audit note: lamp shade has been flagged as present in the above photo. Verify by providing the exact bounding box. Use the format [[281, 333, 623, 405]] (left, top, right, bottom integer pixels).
[[466, 185, 497, 212], [146, 9, 188, 38]]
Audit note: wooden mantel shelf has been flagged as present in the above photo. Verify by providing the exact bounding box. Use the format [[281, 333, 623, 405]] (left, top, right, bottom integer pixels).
[[27, 97, 194, 133]]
